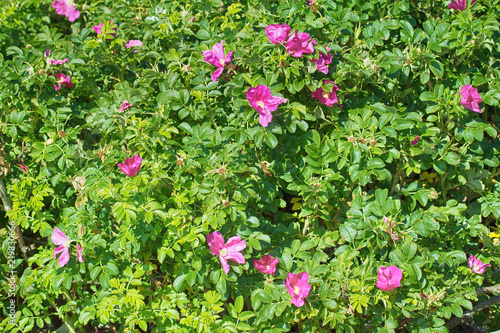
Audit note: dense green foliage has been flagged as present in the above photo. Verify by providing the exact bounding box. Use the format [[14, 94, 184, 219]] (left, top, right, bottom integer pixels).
[[1, 0, 500, 332]]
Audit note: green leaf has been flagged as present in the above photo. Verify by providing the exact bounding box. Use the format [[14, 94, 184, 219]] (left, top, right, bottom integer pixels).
[[234, 295, 244, 313], [265, 132, 278, 148], [442, 152, 460, 165], [429, 60, 444, 77], [173, 274, 187, 291]]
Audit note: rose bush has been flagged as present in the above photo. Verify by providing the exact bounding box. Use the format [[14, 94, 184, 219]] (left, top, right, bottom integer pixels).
[[1, 0, 499, 332]]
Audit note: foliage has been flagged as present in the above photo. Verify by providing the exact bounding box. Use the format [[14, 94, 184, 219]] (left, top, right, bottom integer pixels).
[[1, 0, 499, 332]]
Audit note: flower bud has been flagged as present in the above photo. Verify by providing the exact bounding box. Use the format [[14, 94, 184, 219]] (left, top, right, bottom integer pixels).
[[348, 136, 356, 143], [223, 200, 230, 208]]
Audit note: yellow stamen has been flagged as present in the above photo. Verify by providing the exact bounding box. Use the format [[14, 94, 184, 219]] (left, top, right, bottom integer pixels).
[[257, 101, 265, 108], [220, 248, 228, 257]]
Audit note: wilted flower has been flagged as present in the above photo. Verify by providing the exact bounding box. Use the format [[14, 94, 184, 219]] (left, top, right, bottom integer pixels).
[[284, 272, 311, 307], [52, 73, 74, 91], [460, 84, 483, 113], [310, 43, 332, 74], [468, 255, 491, 274], [246, 85, 287, 127], [77, 244, 84, 263], [50, 58, 69, 65], [311, 81, 340, 107], [117, 154, 143, 177], [19, 164, 28, 173], [202, 40, 234, 82], [376, 265, 403, 291], [411, 135, 419, 146], [448, 0, 476, 10], [207, 231, 246, 274], [253, 255, 279, 275], [52, 227, 71, 267], [51, 0, 80, 22], [45, 50, 51, 58], [119, 100, 133, 112], [266, 23, 291, 45], [285, 30, 314, 57]]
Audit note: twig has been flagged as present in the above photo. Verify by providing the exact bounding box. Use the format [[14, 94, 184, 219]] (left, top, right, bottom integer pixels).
[[476, 284, 500, 295], [0, 178, 28, 263], [446, 294, 500, 329]]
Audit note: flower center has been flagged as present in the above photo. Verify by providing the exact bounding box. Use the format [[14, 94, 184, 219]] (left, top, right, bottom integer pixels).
[[293, 286, 300, 295], [220, 58, 226, 66], [322, 92, 330, 99], [220, 248, 228, 257], [66, 0, 75, 6], [257, 101, 265, 109], [266, 265, 270, 270], [473, 264, 479, 271]]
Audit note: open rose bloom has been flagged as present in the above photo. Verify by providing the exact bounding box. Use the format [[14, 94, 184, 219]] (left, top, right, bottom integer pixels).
[[460, 84, 483, 113], [94, 21, 117, 39], [51, 0, 80, 22], [119, 100, 133, 112], [376, 265, 402, 291], [202, 40, 234, 82], [253, 254, 279, 275], [312, 81, 340, 107], [285, 30, 314, 57], [284, 272, 311, 307], [52, 227, 71, 267], [266, 23, 291, 45], [117, 154, 143, 176], [52, 73, 74, 91], [468, 255, 491, 274], [246, 85, 287, 127], [310, 43, 332, 74], [207, 231, 246, 274]]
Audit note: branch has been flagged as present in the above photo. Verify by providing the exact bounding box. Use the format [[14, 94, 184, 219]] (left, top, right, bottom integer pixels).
[[476, 284, 500, 295], [446, 294, 500, 329], [0, 178, 28, 263]]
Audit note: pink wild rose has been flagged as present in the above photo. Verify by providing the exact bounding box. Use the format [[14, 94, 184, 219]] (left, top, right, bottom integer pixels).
[[202, 40, 234, 82], [285, 30, 315, 57], [77, 244, 84, 263], [468, 255, 491, 274], [207, 231, 246, 274], [246, 85, 287, 127], [253, 254, 279, 275], [45, 50, 51, 58], [125, 40, 143, 53], [117, 154, 142, 177], [51, 0, 80, 22], [448, 0, 476, 10], [93, 21, 117, 39], [376, 265, 403, 291], [119, 100, 133, 112], [310, 44, 332, 74], [460, 84, 483, 113], [266, 23, 291, 45], [284, 272, 311, 307], [19, 164, 28, 173], [52, 73, 74, 91], [52, 227, 71, 267], [410, 135, 419, 146], [311, 81, 340, 107]]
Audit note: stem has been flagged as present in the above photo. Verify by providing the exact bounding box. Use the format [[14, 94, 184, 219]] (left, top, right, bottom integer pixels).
[[47, 298, 76, 333], [446, 294, 500, 329], [0, 178, 28, 263]]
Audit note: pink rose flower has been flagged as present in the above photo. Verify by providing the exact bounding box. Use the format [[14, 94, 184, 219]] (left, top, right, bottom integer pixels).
[[376, 265, 403, 291], [410, 135, 419, 146], [51, 0, 80, 22], [119, 100, 133, 112], [246, 85, 287, 127], [253, 254, 279, 275], [52, 227, 71, 267], [207, 231, 246, 274], [448, 0, 476, 10], [468, 255, 491, 274], [93, 21, 117, 39], [77, 244, 84, 263], [311, 81, 340, 107], [202, 40, 234, 82], [117, 154, 143, 177], [460, 84, 483, 113], [284, 272, 311, 307], [310, 43, 332, 74], [285, 30, 315, 58], [19, 164, 28, 173], [266, 23, 291, 45], [50, 58, 69, 65], [125, 40, 142, 53], [52, 73, 74, 91]]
